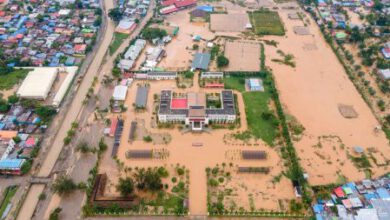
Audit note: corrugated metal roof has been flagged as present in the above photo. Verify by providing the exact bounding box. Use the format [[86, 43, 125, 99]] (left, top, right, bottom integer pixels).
[[135, 86, 149, 107], [0, 159, 25, 169], [191, 53, 210, 70]]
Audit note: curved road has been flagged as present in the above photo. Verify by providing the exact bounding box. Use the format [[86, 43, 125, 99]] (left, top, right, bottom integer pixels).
[[16, 0, 155, 219]]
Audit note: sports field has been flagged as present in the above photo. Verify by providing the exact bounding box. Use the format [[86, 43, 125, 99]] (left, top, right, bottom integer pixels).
[[249, 9, 285, 36]]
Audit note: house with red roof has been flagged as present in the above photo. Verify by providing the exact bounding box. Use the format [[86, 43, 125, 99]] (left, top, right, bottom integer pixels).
[[74, 44, 87, 54], [160, 0, 196, 14], [334, 186, 346, 198]]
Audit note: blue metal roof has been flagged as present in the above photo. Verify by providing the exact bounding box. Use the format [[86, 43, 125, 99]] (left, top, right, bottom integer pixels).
[[196, 5, 213, 12], [0, 159, 25, 169], [376, 188, 390, 199]]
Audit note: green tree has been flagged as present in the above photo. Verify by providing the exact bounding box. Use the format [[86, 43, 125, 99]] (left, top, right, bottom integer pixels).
[[76, 141, 92, 153], [134, 168, 163, 191], [0, 99, 9, 113], [35, 106, 57, 121], [217, 55, 229, 67], [21, 160, 32, 174], [112, 67, 121, 78], [94, 16, 102, 26], [49, 207, 62, 220], [108, 8, 123, 22], [7, 95, 19, 104], [116, 177, 135, 197], [52, 175, 77, 195], [142, 28, 167, 41]]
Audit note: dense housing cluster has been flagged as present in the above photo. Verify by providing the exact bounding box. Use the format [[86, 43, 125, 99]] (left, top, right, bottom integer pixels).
[[0, 105, 43, 175], [0, 0, 101, 67], [313, 175, 390, 219]]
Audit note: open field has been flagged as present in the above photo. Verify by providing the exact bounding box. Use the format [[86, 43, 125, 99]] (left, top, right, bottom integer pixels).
[[210, 13, 250, 32], [224, 40, 261, 71], [249, 9, 285, 36], [109, 33, 129, 55], [263, 4, 390, 185], [207, 163, 295, 213], [224, 74, 279, 146], [0, 69, 30, 91], [97, 73, 294, 215]]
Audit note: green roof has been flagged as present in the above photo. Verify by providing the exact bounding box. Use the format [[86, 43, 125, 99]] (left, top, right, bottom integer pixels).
[[335, 32, 347, 39]]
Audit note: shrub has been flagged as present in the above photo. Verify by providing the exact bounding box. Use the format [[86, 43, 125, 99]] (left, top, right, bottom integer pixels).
[[176, 167, 185, 176], [143, 135, 153, 142], [116, 177, 135, 197], [157, 167, 169, 178], [49, 207, 62, 220], [208, 178, 219, 187], [52, 175, 77, 195], [217, 55, 229, 67], [21, 160, 32, 175]]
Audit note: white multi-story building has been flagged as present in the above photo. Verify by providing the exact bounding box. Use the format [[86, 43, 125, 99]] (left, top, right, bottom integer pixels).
[[158, 90, 236, 131]]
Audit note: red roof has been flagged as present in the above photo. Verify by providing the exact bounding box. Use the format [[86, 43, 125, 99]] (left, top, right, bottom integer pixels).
[[174, 0, 196, 8], [205, 83, 224, 88], [334, 187, 345, 198], [109, 118, 118, 137], [161, 0, 176, 6], [171, 98, 188, 109], [162, 0, 196, 7], [25, 21, 34, 27], [160, 5, 179, 14], [74, 44, 86, 52], [25, 137, 36, 147]]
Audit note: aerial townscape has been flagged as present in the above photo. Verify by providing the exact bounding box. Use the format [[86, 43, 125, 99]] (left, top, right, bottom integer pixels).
[[0, 0, 389, 219]]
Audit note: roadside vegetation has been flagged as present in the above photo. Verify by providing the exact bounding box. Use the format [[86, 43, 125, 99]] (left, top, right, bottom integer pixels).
[[0, 186, 18, 218], [109, 33, 129, 55]]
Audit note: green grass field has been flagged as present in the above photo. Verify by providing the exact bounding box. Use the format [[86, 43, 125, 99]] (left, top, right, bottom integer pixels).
[[224, 74, 279, 146], [243, 92, 278, 146], [0, 69, 30, 91], [109, 33, 129, 55], [224, 76, 246, 92], [0, 186, 18, 218], [249, 10, 285, 36]]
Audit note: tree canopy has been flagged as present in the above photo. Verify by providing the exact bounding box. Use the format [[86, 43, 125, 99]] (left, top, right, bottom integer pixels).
[[217, 55, 229, 68], [52, 175, 78, 195], [108, 8, 123, 22], [142, 28, 167, 41], [116, 177, 135, 197]]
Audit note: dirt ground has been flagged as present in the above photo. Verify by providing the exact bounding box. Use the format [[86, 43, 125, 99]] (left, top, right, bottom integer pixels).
[[224, 40, 261, 71], [154, 2, 253, 71], [263, 3, 390, 185], [208, 163, 293, 211], [100, 73, 294, 215], [157, 9, 216, 71], [210, 13, 250, 32]]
